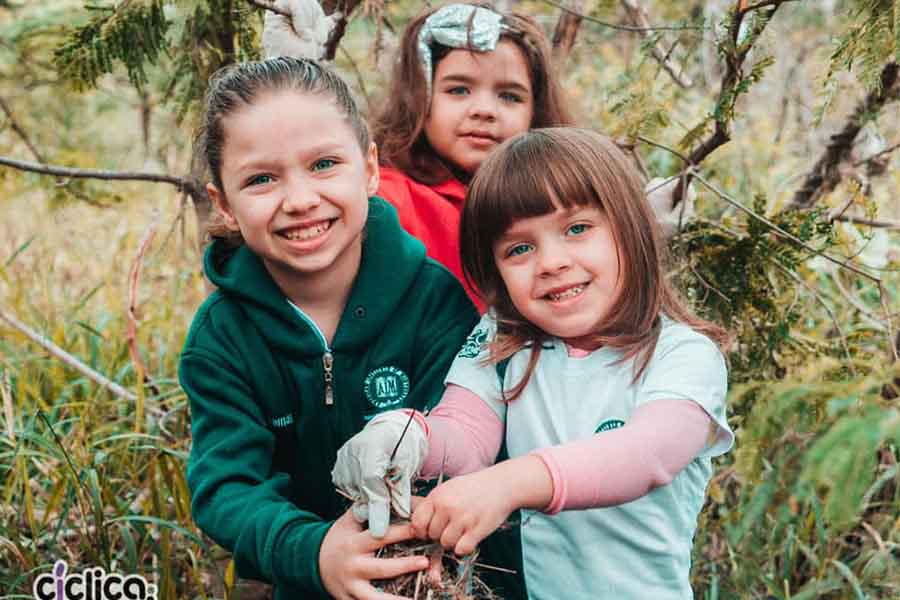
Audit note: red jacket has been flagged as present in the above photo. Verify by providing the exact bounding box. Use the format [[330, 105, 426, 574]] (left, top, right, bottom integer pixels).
[[377, 166, 484, 312]]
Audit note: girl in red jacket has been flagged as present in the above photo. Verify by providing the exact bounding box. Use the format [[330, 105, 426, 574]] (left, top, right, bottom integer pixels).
[[371, 3, 575, 308]]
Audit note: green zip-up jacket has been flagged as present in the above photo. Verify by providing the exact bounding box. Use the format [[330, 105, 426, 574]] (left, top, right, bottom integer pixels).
[[180, 198, 478, 598]]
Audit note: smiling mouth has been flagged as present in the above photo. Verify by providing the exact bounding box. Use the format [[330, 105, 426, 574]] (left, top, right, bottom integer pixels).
[[546, 283, 588, 302], [279, 219, 334, 241], [462, 133, 498, 143]]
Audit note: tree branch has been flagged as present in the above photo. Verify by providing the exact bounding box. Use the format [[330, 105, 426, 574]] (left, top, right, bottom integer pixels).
[[245, 0, 290, 17], [0, 96, 46, 163], [620, 0, 692, 88], [0, 156, 201, 199], [552, 0, 584, 64], [0, 307, 137, 402], [688, 169, 881, 285], [324, 1, 366, 62], [670, 0, 788, 206], [833, 215, 900, 231], [788, 62, 900, 210], [540, 0, 703, 33]]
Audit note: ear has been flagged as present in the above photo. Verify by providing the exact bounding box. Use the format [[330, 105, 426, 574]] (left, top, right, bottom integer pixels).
[[365, 142, 380, 197], [207, 183, 239, 232]]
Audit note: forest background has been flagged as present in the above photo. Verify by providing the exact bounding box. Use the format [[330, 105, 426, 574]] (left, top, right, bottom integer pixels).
[[0, 0, 899, 598]]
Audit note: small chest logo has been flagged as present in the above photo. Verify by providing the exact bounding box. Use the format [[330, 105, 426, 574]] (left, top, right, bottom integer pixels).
[[363, 366, 410, 409], [457, 327, 489, 359], [271, 413, 294, 428], [596, 419, 625, 433]]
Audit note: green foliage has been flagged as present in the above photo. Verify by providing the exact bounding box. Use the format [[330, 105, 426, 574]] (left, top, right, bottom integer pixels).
[[817, 0, 900, 121], [53, 0, 168, 91], [694, 375, 900, 598], [50, 0, 260, 118], [674, 196, 836, 382]]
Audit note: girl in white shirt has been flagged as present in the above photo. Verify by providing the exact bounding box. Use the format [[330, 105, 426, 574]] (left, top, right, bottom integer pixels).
[[334, 127, 734, 599]]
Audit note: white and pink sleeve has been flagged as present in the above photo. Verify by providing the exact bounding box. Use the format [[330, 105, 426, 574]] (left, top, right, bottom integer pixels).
[[418, 384, 504, 479], [531, 399, 713, 514]]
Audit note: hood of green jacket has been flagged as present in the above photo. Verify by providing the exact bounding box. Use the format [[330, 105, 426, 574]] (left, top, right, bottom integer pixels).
[[203, 197, 425, 358]]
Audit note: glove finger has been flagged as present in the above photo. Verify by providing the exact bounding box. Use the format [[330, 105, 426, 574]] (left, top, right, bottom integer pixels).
[[351, 501, 369, 524], [387, 474, 413, 519], [368, 500, 390, 539]]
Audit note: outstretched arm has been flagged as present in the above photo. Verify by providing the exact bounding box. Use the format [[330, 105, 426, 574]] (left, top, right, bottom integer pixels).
[[412, 399, 713, 555]]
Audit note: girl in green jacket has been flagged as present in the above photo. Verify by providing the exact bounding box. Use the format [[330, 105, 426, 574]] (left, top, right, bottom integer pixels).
[[179, 56, 478, 600]]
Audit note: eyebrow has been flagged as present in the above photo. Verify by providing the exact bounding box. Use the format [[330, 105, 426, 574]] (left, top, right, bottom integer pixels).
[[438, 73, 531, 95]]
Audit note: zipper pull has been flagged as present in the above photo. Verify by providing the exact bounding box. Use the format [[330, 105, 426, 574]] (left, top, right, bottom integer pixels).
[[323, 351, 334, 406]]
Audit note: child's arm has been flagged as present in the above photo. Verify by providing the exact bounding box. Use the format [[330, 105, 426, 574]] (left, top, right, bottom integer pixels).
[[183, 349, 424, 597], [531, 399, 711, 512], [412, 399, 711, 555]]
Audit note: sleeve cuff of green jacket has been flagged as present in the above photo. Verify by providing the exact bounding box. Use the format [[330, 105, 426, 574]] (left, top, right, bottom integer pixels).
[[273, 519, 334, 595]]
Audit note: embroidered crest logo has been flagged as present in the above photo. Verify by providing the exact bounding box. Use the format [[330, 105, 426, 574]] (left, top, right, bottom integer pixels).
[[457, 327, 489, 359], [596, 419, 625, 433], [363, 366, 410, 410]]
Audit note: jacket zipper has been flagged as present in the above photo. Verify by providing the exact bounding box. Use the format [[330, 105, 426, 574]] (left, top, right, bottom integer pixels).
[[323, 351, 334, 406], [286, 299, 336, 407]]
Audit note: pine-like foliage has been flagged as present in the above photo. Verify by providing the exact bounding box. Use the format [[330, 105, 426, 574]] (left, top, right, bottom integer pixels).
[[818, 0, 900, 120], [50, 0, 260, 117], [53, 0, 168, 91]]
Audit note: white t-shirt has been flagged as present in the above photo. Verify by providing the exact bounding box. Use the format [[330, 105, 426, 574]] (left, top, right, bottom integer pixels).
[[445, 313, 733, 600]]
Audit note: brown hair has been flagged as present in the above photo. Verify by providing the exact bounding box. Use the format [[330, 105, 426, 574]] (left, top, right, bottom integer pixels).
[[461, 128, 731, 401], [196, 57, 369, 244], [372, 2, 575, 185]]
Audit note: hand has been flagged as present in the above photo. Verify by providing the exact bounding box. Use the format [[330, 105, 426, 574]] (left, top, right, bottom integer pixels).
[[261, 0, 338, 60], [319, 508, 429, 600], [332, 410, 429, 538], [646, 176, 696, 239], [411, 457, 552, 556]]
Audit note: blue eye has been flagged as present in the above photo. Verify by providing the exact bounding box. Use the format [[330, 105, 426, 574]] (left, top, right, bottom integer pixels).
[[500, 91, 524, 103], [313, 158, 337, 171], [448, 86, 470, 96], [507, 244, 532, 257], [568, 223, 589, 235], [247, 174, 274, 186]]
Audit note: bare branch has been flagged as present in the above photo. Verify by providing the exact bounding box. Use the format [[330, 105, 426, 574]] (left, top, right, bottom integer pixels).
[[852, 140, 900, 168], [670, 0, 789, 205], [788, 62, 900, 210], [540, 0, 702, 33], [245, 0, 290, 17], [0, 95, 46, 163], [552, 0, 584, 64], [0, 156, 200, 198], [323, 1, 364, 61], [832, 215, 900, 230], [620, 0, 692, 88], [0, 307, 137, 402]]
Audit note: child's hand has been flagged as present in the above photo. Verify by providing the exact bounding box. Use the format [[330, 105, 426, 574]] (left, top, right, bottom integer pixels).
[[411, 456, 553, 556], [319, 508, 429, 600]]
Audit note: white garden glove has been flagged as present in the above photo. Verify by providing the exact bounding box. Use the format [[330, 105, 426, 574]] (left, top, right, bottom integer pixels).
[[332, 410, 429, 538], [647, 176, 696, 239], [261, 0, 340, 60]]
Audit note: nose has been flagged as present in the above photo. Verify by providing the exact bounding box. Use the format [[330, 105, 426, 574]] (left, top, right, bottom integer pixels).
[[280, 174, 321, 214], [468, 90, 498, 121], [536, 241, 572, 276]]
